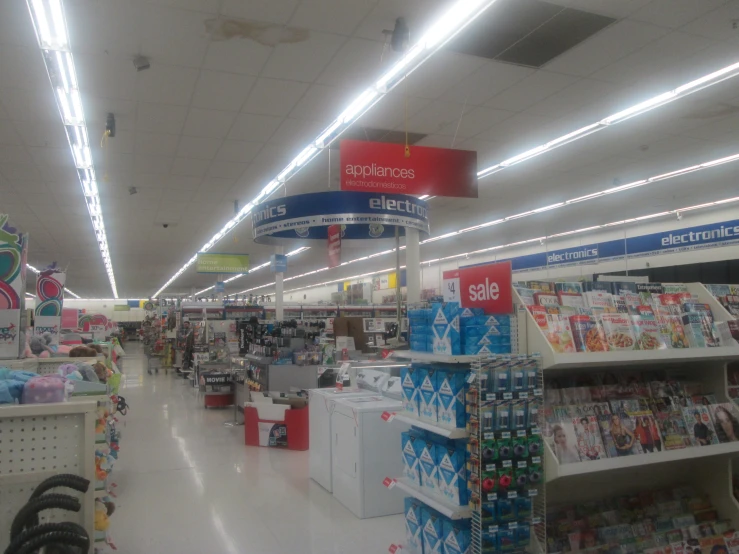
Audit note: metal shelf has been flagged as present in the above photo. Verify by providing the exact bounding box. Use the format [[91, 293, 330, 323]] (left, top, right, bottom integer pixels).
[[244, 354, 273, 365], [391, 478, 472, 520], [388, 413, 469, 439], [390, 350, 479, 364]]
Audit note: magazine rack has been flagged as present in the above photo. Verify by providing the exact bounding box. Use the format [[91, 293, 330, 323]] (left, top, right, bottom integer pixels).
[[513, 282, 739, 529]]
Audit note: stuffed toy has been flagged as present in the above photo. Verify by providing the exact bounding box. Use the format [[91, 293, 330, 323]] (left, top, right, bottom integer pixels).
[[69, 345, 97, 357], [94, 500, 110, 531], [57, 363, 79, 377], [29, 335, 53, 357], [75, 363, 99, 382], [92, 362, 108, 383]]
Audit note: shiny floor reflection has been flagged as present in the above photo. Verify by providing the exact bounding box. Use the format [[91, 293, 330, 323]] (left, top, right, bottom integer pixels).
[[113, 343, 403, 553]]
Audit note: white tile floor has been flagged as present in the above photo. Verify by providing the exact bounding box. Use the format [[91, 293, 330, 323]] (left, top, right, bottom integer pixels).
[[112, 343, 403, 553]]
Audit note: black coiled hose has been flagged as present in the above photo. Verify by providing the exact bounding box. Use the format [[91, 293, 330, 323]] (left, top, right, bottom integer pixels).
[[4, 522, 89, 554], [13, 529, 89, 554], [29, 474, 90, 500], [9, 494, 81, 541]]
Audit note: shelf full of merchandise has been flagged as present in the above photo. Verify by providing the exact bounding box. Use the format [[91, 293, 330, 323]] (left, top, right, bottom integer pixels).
[[513, 283, 739, 534]]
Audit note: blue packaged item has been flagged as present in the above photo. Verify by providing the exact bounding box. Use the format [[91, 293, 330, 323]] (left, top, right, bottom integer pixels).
[[401, 366, 420, 416], [498, 528, 516, 552], [443, 518, 471, 554], [515, 496, 532, 519], [419, 439, 439, 495], [421, 507, 445, 554], [431, 302, 461, 355], [437, 444, 468, 506], [404, 497, 424, 553], [418, 368, 438, 424], [459, 307, 484, 327], [401, 431, 422, 485], [517, 523, 531, 549], [463, 343, 512, 356], [495, 400, 511, 431], [437, 369, 467, 429], [462, 315, 512, 327]]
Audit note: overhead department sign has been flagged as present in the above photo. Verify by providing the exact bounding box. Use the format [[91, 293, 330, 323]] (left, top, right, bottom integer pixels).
[[196, 253, 250, 274]]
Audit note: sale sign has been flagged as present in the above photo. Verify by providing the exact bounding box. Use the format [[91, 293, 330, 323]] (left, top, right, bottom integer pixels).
[[340, 140, 478, 198], [457, 261, 513, 314], [327, 224, 341, 268]]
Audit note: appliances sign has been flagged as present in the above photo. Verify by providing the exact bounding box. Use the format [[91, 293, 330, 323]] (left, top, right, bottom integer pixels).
[[339, 140, 478, 198]]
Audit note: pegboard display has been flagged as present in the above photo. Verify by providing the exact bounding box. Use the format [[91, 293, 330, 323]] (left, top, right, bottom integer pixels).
[[36, 356, 99, 375], [0, 402, 97, 552]]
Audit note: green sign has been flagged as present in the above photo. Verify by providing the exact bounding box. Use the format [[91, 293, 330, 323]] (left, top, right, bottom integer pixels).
[[114, 305, 130, 312], [196, 252, 250, 274]]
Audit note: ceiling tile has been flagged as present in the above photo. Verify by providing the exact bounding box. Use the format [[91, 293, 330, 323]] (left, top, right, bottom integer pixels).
[[176, 136, 223, 160], [28, 146, 74, 167], [260, 31, 345, 83], [14, 121, 68, 149], [437, 106, 513, 139], [440, 62, 536, 107], [228, 113, 283, 142], [545, 0, 650, 18], [134, 154, 173, 175], [146, 0, 221, 15], [289, 83, 352, 122], [74, 53, 138, 102], [242, 78, 309, 117], [315, 38, 386, 90], [134, 132, 180, 157], [0, 45, 52, 92], [289, 0, 375, 35], [484, 71, 580, 112], [65, 1, 141, 58], [355, 92, 430, 130], [269, 118, 324, 146], [404, 52, 487, 101], [215, 140, 264, 163], [136, 64, 200, 106], [0, 163, 42, 181], [191, 70, 256, 111], [202, 36, 272, 76], [405, 100, 471, 135], [135, 103, 189, 135], [631, 0, 728, 28], [138, 6, 210, 68], [183, 108, 238, 138], [679, 2, 739, 40], [219, 0, 300, 24], [207, 160, 248, 180]]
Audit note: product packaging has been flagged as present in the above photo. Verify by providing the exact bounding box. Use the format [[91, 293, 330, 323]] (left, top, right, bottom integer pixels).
[[431, 302, 461, 355], [443, 518, 471, 554], [401, 431, 422, 485], [570, 315, 608, 352], [404, 497, 423, 554], [437, 444, 468, 506], [421, 506, 446, 554], [418, 367, 439, 424], [599, 313, 637, 351], [437, 369, 468, 429], [419, 439, 439, 495], [401, 366, 420, 416]]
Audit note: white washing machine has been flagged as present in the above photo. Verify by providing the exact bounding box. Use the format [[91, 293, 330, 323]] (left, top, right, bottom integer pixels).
[[331, 395, 409, 518], [309, 387, 378, 492]]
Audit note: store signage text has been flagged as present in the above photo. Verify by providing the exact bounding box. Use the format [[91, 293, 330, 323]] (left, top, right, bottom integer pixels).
[[339, 140, 478, 198], [457, 261, 512, 314]]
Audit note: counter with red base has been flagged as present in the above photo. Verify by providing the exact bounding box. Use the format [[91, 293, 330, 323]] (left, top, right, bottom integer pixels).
[[244, 404, 309, 451], [204, 391, 234, 408]]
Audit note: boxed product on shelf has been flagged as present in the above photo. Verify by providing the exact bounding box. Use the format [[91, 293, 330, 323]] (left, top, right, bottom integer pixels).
[[402, 366, 421, 416], [443, 518, 471, 554], [422, 506, 446, 554], [437, 369, 469, 429], [404, 497, 424, 553], [431, 302, 461, 355], [437, 442, 468, 506], [402, 430, 424, 484], [419, 437, 440, 495], [419, 367, 439, 424]]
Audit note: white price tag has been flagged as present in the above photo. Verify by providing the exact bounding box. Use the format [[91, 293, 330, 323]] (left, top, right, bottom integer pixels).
[[442, 270, 461, 303]]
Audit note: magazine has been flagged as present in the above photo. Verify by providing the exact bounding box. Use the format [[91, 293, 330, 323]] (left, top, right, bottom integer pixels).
[[570, 402, 611, 418], [551, 420, 581, 464], [612, 281, 638, 295], [628, 410, 663, 454], [682, 406, 719, 446], [570, 315, 608, 352], [584, 291, 615, 310], [555, 282, 584, 294], [572, 416, 607, 461], [558, 292, 585, 308], [658, 315, 690, 349], [654, 410, 690, 450], [636, 283, 664, 305], [527, 281, 553, 292], [663, 283, 689, 294], [597, 412, 642, 457], [514, 287, 536, 306], [544, 314, 576, 353], [528, 305, 549, 333], [599, 313, 637, 351], [535, 292, 560, 307], [723, 531, 739, 554], [720, 295, 739, 317], [691, 394, 717, 406], [708, 403, 739, 443], [612, 295, 629, 314], [610, 398, 650, 413], [631, 316, 667, 350]]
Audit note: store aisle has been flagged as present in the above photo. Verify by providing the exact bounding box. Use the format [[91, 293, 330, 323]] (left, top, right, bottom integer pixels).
[[112, 343, 403, 553]]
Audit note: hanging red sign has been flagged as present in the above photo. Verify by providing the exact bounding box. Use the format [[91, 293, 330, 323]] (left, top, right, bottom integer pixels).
[[339, 140, 478, 198], [458, 261, 513, 314], [328, 224, 341, 268]]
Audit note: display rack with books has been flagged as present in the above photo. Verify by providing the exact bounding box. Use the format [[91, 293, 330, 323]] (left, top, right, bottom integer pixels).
[[513, 281, 739, 551]]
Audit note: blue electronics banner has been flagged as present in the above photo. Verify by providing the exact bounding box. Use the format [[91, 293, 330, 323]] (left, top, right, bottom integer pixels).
[[465, 218, 739, 273], [252, 191, 430, 244]]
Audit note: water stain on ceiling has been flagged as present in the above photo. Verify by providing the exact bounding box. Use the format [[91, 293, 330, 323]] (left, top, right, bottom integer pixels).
[[204, 17, 310, 47]]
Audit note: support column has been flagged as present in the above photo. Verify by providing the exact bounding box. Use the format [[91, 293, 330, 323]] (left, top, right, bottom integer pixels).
[[216, 273, 224, 304], [275, 245, 284, 321], [405, 228, 421, 304]]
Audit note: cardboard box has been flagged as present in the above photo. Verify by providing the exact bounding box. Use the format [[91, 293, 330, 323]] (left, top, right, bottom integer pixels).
[[401, 366, 420, 416], [418, 367, 438, 424], [405, 498, 424, 553], [437, 370, 468, 429], [422, 507, 446, 554]]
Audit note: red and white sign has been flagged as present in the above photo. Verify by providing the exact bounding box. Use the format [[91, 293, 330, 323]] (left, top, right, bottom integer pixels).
[[339, 140, 478, 198], [457, 261, 513, 314], [442, 270, 460, 303], [328, 224, 341, 268]]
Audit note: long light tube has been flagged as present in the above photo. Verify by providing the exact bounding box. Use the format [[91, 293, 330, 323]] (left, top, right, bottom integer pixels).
[[25, 0, 117, 298], [477, 60, 739, 178], [152, 0, 499, 297]]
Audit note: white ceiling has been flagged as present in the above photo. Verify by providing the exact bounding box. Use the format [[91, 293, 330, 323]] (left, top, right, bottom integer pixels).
[[2, 0, 739, 298]]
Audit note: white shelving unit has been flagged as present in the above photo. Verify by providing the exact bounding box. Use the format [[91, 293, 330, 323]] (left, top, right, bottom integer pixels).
[[514, 283, 739, 531], [390, 350, 480, 364], [388, 413, 469, 439], [0, 401, 97, 552], [393, 478, 472, 520]]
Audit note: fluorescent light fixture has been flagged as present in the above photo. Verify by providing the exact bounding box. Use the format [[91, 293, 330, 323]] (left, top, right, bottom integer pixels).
[[26, 0, 116, 298], [418, 195, 430, 200], [478, 59, 739, 180], [26, 292, 36, 298], [152, 0, 500, 297], [294, 145, 318, 167]]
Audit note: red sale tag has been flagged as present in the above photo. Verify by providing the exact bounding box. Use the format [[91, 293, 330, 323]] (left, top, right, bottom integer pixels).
[[389, 545, 403, 553], [383, 477, 397, 489], [381, 411, 396, 422], [381, 349, 392, 359]]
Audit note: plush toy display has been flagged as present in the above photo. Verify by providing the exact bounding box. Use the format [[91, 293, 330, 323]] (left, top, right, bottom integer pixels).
[[29, 333, 54, 357], [21, 374, 69, 404], [94, 499, 110, 531], [69, 345, 98, 357], [92, 362, 108, 383]]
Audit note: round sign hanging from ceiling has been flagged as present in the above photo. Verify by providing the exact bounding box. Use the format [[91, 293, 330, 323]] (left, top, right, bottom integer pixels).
[[251, 191, 430, 245]]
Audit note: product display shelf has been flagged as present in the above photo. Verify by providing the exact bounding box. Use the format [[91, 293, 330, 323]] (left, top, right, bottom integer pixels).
[[390, 350, 481, 364], [686, 282, 736, 321], [389, 412, 470, 439], [36, 356, 101, 375], [394, 477, 473, 520], [244, 353, 272, 365], [0, 401, 97, 553], [513, 284, 739, 535]]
